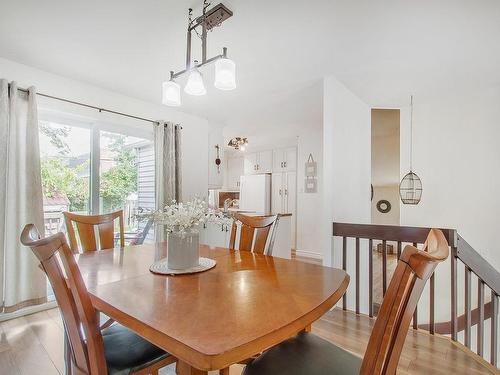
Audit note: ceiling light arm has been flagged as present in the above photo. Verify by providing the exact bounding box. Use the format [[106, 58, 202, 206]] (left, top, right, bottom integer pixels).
[[172, 47, 228, 79]]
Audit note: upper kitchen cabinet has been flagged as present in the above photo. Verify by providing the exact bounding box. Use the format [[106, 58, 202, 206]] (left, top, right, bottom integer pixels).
[[244, 150, 273, 174], [258, 150, 273, 172], [273, 147, 297, 172], [243, 153, 257, 175], [226, 156, 244, 190]]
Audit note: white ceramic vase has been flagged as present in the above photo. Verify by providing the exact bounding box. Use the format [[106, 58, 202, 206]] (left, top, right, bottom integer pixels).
[[167, 230, 200, 270]]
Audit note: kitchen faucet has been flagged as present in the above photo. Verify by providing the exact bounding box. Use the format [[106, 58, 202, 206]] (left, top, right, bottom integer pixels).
[[223, 198, 238, 213]]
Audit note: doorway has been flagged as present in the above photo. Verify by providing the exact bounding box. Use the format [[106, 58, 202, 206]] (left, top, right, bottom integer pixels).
[[371, 108, 400, 313]]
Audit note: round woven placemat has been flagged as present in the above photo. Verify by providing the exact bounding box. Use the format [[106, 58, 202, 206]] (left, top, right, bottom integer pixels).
[[149, 257, 216, 275]]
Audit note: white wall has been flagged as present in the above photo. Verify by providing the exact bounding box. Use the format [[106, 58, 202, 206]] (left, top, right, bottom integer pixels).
[[0, 57, 209, 200], [399, 86, 500, 359], [296, 127, 323, 258], [323, 76, 371, 313], [208, 124, 225, 189], [371, 185, 400, 225], [400, 87, 500, 268]]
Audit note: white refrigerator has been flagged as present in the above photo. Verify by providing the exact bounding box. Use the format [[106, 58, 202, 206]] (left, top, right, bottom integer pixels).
[[239, 174, 271, 214]]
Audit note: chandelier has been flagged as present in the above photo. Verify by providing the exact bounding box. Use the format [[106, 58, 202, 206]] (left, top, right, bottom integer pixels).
[[228, 137, 248, 151], [162, 1, 236, 107]]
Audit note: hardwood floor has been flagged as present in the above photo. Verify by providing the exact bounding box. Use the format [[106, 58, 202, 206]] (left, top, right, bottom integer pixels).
[[1, 307, 494, 375], [0, 253, 493, 375]]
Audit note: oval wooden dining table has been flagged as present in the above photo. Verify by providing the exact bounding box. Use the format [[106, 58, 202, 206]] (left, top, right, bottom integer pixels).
[[75, 243, 350, 374]]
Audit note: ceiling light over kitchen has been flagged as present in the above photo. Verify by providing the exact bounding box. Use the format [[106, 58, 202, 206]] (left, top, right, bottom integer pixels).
[[228, 137, 248, 151]]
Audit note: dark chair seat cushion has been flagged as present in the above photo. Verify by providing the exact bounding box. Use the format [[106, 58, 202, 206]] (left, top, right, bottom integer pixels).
[[243, 332, 362, 375], [102, 323, 171, 375]]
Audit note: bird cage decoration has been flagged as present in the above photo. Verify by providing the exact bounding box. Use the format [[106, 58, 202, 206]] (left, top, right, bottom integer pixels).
[[400, 95, 423, 205], [399, 171, 422, 204]]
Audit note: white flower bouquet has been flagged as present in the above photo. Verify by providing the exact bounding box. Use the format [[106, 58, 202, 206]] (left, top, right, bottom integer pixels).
[[137, 198, 225, 234]]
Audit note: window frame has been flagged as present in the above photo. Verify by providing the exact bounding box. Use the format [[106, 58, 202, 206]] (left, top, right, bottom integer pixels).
[[39, 108, 154, 215]]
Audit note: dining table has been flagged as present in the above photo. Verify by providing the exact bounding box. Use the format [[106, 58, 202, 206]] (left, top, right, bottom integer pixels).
[[76, 242, 350, 375]]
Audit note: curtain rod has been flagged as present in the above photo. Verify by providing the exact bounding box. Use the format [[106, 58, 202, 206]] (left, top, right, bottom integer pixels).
[[13, 85, 182, 128]]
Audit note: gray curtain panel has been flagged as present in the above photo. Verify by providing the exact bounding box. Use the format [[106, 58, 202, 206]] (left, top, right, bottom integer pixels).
[[0, 80, 47, 313], [154, 122, 182, 241]]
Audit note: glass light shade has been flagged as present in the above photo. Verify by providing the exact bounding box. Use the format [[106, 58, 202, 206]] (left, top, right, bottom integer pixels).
[[214, 58, 236, 90], [184, 68, 206, 96], [162, 80, 181, 106]]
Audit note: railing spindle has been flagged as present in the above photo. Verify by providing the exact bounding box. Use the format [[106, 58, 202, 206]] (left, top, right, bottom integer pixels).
[[477, 280, 484, 356], [369, 239, 373, 318], [342, 236, 347, 310], [465, 266, 472, 348], [355, 237, 360, 315], [451, 247, 458, 341], [430, 273, 435, 334], [382, 240, 387, 296], [492, 291, 498, 367], [413, 242, 418, 329]]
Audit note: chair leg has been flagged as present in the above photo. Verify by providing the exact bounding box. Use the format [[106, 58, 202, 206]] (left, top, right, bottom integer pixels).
[[220, 367, 230, 375]]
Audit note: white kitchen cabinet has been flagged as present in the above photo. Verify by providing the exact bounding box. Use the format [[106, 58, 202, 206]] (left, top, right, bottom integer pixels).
[[199, 222, 230, 248], [271, 171, 296, 248], [244, 153, 258, 175], [271, 173, 284, 214], [258, 150, 273, 173], [244, 150, 273, 174], [226, 156, 244, 189], [273, 147, 297, 172]]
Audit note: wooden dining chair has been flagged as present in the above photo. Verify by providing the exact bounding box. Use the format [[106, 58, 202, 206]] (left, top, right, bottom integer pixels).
[[229, 213, 279, 255], [243, 228, 449, 375], [64, 210, 124, 253], [20, 224, 176, 375]]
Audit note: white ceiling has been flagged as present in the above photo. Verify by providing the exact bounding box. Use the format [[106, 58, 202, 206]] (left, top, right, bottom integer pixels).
[[1, 0, 499, 139]]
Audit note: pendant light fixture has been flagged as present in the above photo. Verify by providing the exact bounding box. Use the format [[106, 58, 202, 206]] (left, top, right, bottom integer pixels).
[[162, 2, 235, 106], [214, 57, 236, 90], [228, 137, 248, 151], [400, 95, 423, 205], [162, 73, 181, 106], [184, 62, 207, 96]]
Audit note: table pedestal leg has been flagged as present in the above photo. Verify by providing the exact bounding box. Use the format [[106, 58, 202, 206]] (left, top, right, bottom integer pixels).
[[176, 360, 208, 375]]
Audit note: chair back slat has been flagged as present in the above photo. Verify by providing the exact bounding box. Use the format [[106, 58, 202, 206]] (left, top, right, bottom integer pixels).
[[360, 228, 449, 375], [229, 214, 278, 254], [76, 222, 98, 251], [254, 227, 272, 253], [20, 224, 107, 374], [239, 225, 256, 252], [64, 210, 124, 253]]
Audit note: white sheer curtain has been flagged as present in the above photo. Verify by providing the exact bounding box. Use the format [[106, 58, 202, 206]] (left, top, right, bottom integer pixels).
[[154, 121, 182, 241], [0, 80, 47, 313]]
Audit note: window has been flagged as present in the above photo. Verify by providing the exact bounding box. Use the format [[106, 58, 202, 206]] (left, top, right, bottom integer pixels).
[[99, 131, 154, 238], [39, 121, 91, 235], [39, 116, 155, 242]]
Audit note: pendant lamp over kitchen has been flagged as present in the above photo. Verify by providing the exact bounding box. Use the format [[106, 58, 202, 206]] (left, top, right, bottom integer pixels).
[[400, 95, 423, 205]]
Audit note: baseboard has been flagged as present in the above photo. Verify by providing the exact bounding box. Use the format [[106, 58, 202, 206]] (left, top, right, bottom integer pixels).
[[295, 249, 323, 260], [0, 300, 57, 322]]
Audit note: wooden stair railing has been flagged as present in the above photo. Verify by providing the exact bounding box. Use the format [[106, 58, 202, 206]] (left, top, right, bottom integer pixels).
[[332, 222, 499, 368]]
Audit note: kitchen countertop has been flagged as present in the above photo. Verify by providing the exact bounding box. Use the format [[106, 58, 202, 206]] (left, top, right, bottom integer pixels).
[[216, 209, 292, 218]]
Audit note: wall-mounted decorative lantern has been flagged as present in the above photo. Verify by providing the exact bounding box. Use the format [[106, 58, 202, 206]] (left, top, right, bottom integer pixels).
[[400, 95, 423, 205], [215, 144, 221, 173]]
